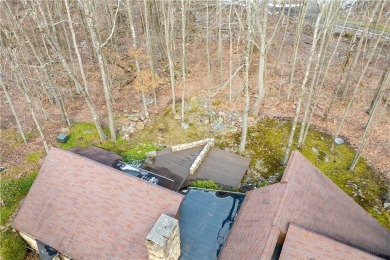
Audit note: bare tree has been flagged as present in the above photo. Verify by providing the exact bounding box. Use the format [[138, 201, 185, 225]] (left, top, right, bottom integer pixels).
[[239, 1, 254, 154], [349, 66, 389, 171], [283, 8, 323, 164], [161, 0, 176, 115], [251, 0, 268, 115], [0, 75, 27, 143], [330, 7, 387, 151], [286, 0, 309, 100], [82, 0, 116, 141], [181, 0, 187, 126], [9, 50, 49, 153], [228, 3, 234, 103], [126, 0, 150, 118]]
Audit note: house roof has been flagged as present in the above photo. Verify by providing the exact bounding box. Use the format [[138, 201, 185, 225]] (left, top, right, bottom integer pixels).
[[178, 189, 245, 260], [185, 147, 251, 188], [13, 147, 183, 260], [279, 224, 381, 260], [143, 146, 250, 190], [68, 145, 123, 167], [142, 146, 203, 191], [220, 151, 390, 259], [219, 183, 286, 259]]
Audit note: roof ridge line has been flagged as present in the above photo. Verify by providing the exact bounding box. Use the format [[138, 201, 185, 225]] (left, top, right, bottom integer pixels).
[[271, 152, 298, 226]]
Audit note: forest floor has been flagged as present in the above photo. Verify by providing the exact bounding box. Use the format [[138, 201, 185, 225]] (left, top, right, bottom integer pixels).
[[1, 24, 389, 259]]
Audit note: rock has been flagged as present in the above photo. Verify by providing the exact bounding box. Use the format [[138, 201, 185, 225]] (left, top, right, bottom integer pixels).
[[229, 126, 238, 132], [83, 129, 93, 134], [140, 113, 146, 121], [174, 114, 181, 120], [212, 117, 224, 131], [254, 159, 268, 173], [203, 119, 209, 125], [205, 111, 216, 117], [145, 96, 154, 105], [311, 147, 319, 156], [324, 155, 330, 163], [0, 166, 5, 172], [267, 175, 278, 184], [146, 150, 157, 158], [267, 173, 281, 184], [218, 111, 228, 121], [255, 159, 264, 171], [121, 118, 131, 125], [61, 127, 70, 134], [334, 137, 345, 145], [129, 115, 139, 122], [181, 123, 189, 129], [384, 199, 390, 209], [239, 184, 255, 193], [135, 122, 145, 130], [131, 110, 140, 113], [121, 125, 134, 133]]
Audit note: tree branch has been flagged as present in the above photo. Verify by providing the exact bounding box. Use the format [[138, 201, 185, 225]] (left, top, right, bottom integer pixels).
[[100, 0, 120, 48]]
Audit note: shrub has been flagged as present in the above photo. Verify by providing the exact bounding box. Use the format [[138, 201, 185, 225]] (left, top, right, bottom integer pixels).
[[0, 229, 26, 260], [0, 171, 37, 225], [190, 180, 220, 190]]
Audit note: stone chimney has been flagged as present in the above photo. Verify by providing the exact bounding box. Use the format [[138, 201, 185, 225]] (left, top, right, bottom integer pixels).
[[146, 214, 181, 260]]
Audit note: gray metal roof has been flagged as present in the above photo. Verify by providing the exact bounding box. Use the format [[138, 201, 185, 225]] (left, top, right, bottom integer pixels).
[[179, 189, 245, 260]]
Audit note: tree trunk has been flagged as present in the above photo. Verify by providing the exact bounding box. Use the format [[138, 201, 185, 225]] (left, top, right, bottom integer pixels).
[[217, 2, 223, 86], [286, 0, 309, 100], [228, 3, 233, 103], [10, 52, 49, 152], [126, 0, 150, 118], [283, 9, 323, 165], [239, 1, 254, 154], [160, 0, 176, 115], [330, 19, 386, 152], [340, 1, 384, 100], [181, 0, 187, 126], [46, 35, 107, 142], [349, 68, 389, 170], [297, 4, 332, 147], [206, 3, 213, 119], [83, 0, 116, 141], [368, 60, 390, 115], [0, 77, 27, 143], [251, 0, 268, 115]]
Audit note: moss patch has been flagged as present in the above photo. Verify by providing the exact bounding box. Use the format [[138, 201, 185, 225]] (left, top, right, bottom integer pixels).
[[26, 151, 44, 163], [218, 118, 390, 229], [0, 228, 26, 260], [0, 171, 38, 225], [122, 142, 162, 163], [59, 123, 111, 149], [128, 106, 211, 147], [190, 180, 220, 190], [0, 129, 25, 148]]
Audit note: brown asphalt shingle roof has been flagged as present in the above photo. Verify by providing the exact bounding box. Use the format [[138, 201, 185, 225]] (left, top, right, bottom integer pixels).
[[280, 224, 381, 260], [219, 183, 285, 259], [220, 151, 390, 259], [13, 147, 183, 260]]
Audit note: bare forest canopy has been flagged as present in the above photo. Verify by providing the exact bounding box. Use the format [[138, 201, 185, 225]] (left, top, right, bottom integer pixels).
[[0, 0, 389, 175]]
